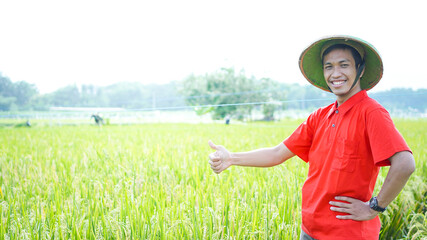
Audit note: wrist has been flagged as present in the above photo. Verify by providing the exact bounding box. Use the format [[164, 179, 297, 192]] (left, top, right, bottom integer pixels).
[[369, 196, 387, 213], [229, 152, 237, 166]]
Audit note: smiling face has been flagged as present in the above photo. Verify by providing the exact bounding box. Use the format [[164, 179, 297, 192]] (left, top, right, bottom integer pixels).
[[323, 48, 363, 105]]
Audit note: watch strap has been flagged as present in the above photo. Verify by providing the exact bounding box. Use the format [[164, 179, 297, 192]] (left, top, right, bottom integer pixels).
[[369, 197, 387, 212]]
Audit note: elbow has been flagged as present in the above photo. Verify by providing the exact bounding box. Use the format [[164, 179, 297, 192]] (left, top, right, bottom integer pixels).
[[407, 158, 416, 175], [403, 163, 416, 178], [391, 151, 416, 176], [271, 143, 291, 166], [270, 150, 284, 166], [274, 155, 287, 166], [404, 153, 416, 176]]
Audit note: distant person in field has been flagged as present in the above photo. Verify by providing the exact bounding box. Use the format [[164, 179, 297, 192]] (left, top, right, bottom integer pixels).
[[208, 36, 415, 239], [91, 113, 104, 126], [225, 115, 230, 125]]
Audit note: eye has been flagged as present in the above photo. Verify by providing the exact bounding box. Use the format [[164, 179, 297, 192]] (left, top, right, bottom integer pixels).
[[324, 65, 332, 70], [341, 64, 349, 68]]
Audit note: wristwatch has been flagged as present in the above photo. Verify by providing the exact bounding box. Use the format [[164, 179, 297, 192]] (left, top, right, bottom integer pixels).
[[369, 197, 387, 212]]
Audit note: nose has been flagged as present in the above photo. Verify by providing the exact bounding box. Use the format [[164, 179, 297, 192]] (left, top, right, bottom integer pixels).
[[331, 67, 342, 79]]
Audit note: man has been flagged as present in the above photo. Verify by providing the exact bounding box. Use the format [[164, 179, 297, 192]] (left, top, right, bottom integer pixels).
[[91, 113, 104, 126], [208, 36, 415, 239]]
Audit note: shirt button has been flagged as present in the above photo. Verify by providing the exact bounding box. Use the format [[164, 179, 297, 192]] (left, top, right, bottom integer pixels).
[[335, 110, 339, 114], [332, 124, 335, 127]]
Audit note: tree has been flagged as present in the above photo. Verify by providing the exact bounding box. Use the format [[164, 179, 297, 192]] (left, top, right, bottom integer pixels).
[[0, 74, 12, 95], [50, 85, 81, 107], [11, 81, 38, 107], [0, 74, 15, 110], [0, 73, 38, 110], [180, 68, 278, 120], [0, 95, 16, 111], [258, 78, 288, 120]]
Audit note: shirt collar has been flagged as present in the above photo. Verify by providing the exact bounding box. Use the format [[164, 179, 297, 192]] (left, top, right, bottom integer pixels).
[[327, 90, 368, 118]]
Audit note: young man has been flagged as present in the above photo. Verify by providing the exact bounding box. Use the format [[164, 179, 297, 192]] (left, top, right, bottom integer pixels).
[[208, 36, 415, 239]]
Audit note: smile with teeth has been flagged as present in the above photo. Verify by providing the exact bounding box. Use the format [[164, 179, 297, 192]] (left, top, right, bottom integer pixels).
[[330, 80, 346, 86]]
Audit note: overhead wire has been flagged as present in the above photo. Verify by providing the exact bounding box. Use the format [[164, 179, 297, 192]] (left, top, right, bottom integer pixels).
[[126, 91, 427, 112], [129, 97, 336, 112]]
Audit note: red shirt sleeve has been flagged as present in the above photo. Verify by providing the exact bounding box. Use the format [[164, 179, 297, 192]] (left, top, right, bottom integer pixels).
[[283, 111, 317, 162], [366, 108, 412, 166]]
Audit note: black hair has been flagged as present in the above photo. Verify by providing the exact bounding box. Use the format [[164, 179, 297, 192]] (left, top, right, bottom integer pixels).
[[321, 44, 363, 68]]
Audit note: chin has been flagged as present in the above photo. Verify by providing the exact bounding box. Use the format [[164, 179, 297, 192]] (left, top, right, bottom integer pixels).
[[330, 87, 351, 96]]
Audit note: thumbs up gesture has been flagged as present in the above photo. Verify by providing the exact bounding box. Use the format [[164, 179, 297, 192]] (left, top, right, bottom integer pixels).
[[208, 140, 232, 174]]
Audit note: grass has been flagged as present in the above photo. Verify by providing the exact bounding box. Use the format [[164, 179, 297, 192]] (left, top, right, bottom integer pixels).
[[0, 119, 425, 239]]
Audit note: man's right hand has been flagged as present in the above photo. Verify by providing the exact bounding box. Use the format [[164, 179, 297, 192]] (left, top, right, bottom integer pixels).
[[208, 140, 232, 174]]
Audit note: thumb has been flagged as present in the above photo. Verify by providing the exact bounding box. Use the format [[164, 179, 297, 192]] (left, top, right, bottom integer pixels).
[[208, 140, 218, 150]]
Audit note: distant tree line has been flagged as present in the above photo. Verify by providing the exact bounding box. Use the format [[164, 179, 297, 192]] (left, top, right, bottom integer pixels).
[[1, 70, 426, 119], [0, 72, 185, 111], [0, 73, 38, 111], [370, 88, 427, 114], [35, 82, 185, 110]]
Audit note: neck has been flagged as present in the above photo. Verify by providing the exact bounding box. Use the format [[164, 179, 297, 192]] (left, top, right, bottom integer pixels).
[[336, 87, 362, 107]]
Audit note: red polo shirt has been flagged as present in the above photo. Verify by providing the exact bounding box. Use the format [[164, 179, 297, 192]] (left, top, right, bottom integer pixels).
[[284, 90, 411, 240]]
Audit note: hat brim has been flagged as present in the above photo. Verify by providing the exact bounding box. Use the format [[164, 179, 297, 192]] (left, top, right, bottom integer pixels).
[[299, 36, 383, 92]]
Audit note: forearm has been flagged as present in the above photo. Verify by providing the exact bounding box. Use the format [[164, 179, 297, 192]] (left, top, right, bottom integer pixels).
[[231, 143, 294, 168], [376, 151, 415, 208]]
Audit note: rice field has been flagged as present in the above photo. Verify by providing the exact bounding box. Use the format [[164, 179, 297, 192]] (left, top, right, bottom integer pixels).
[[0, 119, 426, 239]]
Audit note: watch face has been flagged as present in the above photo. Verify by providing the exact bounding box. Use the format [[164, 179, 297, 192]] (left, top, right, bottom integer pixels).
[[369, 198, 376, 208], [369, 197, 385, 212]]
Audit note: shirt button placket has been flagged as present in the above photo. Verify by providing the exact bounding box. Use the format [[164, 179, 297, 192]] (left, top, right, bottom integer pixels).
[[332, 109, 338, 128]]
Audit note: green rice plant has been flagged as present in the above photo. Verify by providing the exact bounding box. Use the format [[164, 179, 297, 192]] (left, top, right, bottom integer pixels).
[[0, 119, 425, 239], [378, 119, 427, 240]]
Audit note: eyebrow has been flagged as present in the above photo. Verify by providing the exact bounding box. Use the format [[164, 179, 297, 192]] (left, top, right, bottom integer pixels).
[[323, 59, 351, 65]]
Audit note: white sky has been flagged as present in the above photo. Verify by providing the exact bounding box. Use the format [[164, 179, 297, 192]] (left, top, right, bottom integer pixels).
[[0, 0, 426, 94]]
